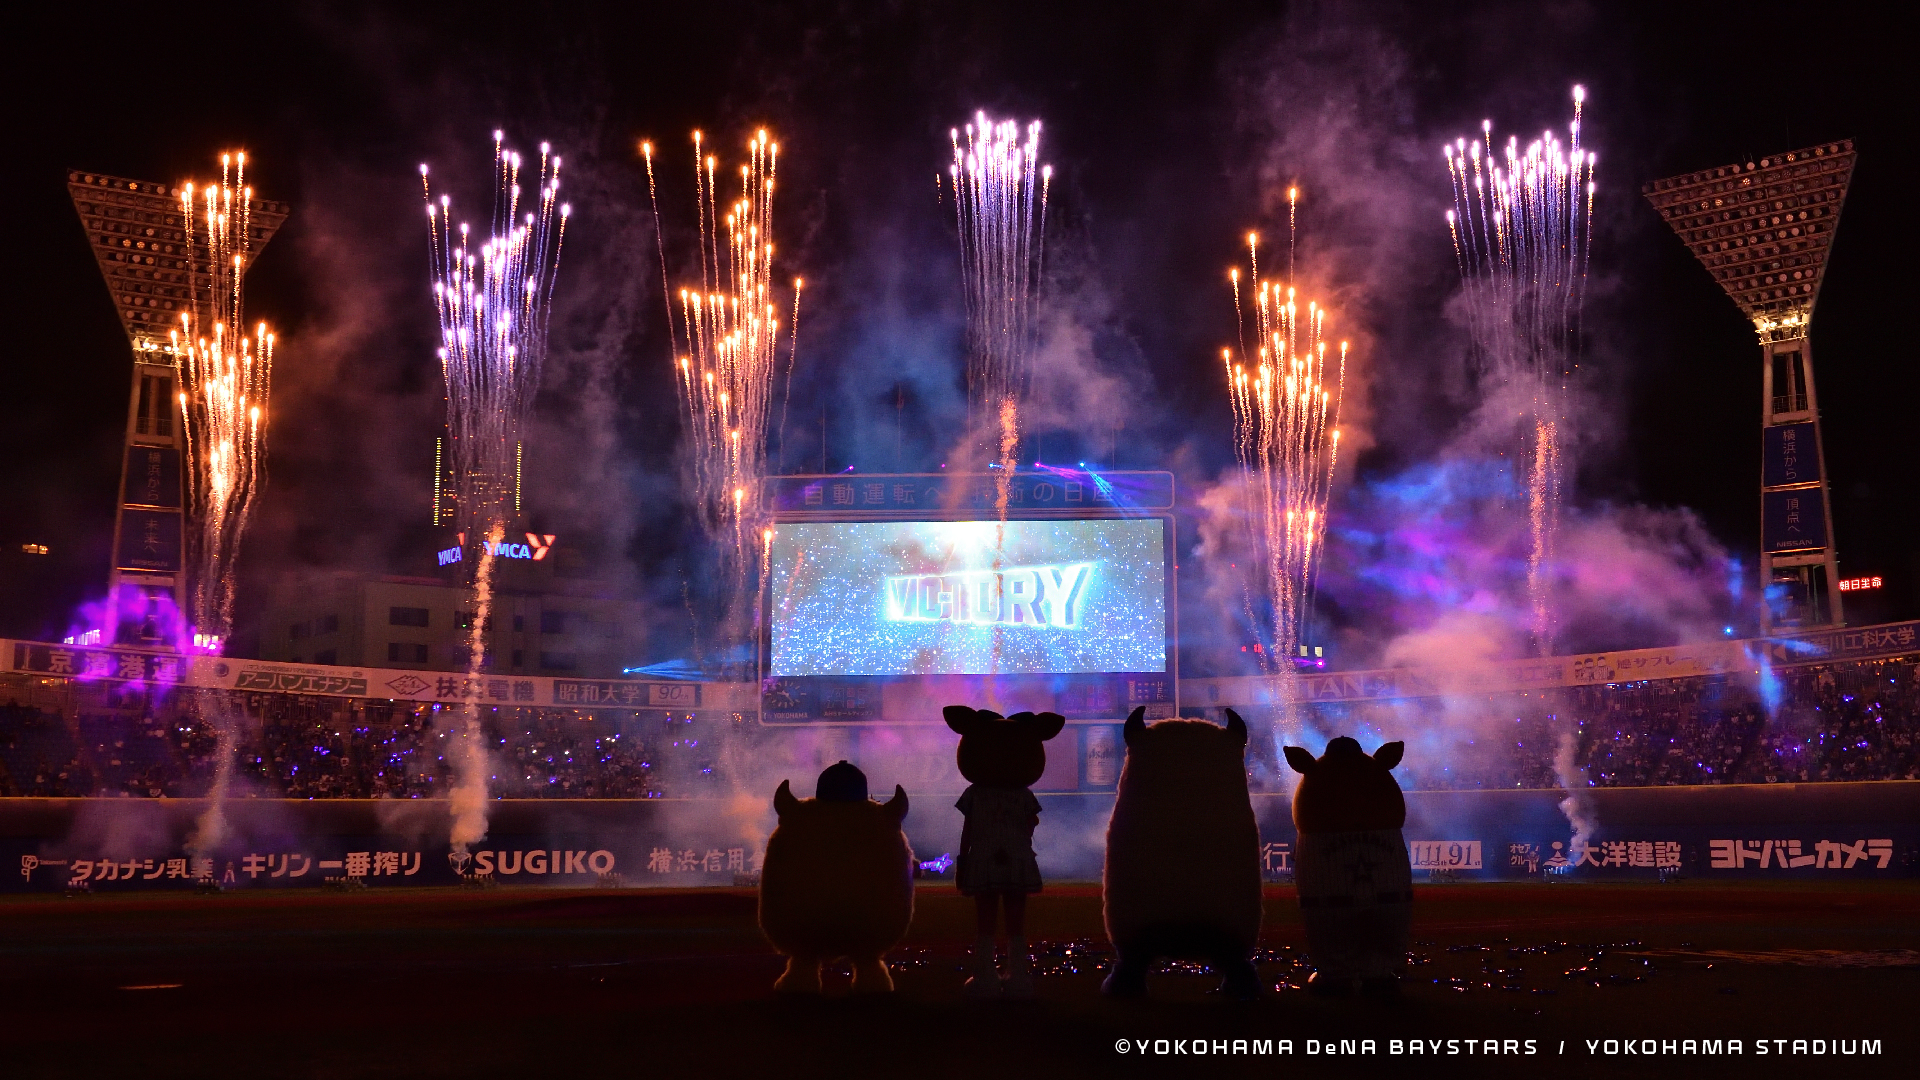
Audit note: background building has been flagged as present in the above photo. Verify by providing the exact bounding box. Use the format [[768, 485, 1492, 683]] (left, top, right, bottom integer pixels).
[[259, 536, 649, 677]]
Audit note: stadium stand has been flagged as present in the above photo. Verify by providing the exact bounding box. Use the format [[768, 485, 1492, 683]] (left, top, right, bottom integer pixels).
[[5, 655, 1919, 798], [0, 702, 91, 797]]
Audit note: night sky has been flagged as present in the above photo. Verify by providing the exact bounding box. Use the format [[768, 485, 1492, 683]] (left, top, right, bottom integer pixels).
[[1, 1, 1909, 666]]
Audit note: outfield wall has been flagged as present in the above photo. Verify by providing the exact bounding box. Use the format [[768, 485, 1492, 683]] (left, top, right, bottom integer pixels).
[[4, 781, 1916, 893]]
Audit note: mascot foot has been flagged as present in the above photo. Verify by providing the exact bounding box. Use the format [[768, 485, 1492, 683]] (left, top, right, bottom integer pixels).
[[965, 943, 1001, 998], [1360, 975, 1401, 999], [1219, 960, 1261, 1001], [773, 956, 823, 995], [1306, 970, 1355, 998], [964, 974, 1003, 999], [1004, 953, 1034, 999], [850, 956, 896, 995], [1101, 961, 1149, 999]]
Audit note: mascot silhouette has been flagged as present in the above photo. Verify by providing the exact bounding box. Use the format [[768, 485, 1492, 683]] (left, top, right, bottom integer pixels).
[[944, 705, 1065, 999], [757, 760, 913, 994], [1284, 736, 1413, 996], [1101, 707, 1262, 999]]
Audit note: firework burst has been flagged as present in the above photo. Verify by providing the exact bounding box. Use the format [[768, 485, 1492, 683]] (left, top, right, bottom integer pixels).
[[1443, 86, 1595, 655], [1223, 205, 1345, 677], [644, 130, 799, 660], [420, 133, 570, 852], [646, 131, 794, 568], [946, 113, 1050, 482], [171, 152, 274, 654], [422, 134, 569, 540]]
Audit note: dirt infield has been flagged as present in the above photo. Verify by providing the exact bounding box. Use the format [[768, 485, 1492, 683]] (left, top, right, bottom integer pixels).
[[2, 881, 1913, 1078]]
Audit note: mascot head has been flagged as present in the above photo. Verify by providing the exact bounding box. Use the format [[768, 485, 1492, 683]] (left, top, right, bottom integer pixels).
[[772, 760, 908, 825], [1117, 706, 1250, 790], [943, 705, 1066, 788], [814, 759, 869, 802], [1283, 737, 1406, 834]]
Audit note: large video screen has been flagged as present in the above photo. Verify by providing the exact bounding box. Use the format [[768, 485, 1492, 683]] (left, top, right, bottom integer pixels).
[[768, 518, 1168, 678]]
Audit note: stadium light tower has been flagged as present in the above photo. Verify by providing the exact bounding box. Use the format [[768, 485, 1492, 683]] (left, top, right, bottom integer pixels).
[[67, 169, 288, 648], [1644, 140, 1855, 630]]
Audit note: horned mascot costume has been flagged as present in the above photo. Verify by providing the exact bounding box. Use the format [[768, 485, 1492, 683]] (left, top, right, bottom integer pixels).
[[1101, 706, 1263, 999], [757, 761, 914, 994]]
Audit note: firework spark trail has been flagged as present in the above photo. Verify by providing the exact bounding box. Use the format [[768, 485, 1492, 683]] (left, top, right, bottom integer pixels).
[[1446, 89, 1597, 850], [170, 153, 276, 860], [645, 131, 799, 659], [1443, 86, 1595, 656], [945, 114, 1050, 695], [947, 113, 1050, 487], [421, 133, 569, 853], [183, 690, 240, 864], [1223, 227, 1345, 683], [172, 153, 274, 654], [450, 524, 503, 851], [423, 134, 568, 538], [1222, 209, 1345, 791]]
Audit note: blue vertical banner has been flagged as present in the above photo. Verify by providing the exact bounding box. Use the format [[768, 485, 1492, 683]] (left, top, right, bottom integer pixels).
[[115, 508, 183, 572], [1762, 488, 1828, 553], [122, 445, 182, 508], [1762, 422, 1821, 488]]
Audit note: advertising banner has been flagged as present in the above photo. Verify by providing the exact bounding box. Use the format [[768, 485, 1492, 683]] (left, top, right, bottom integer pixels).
[[1766, 620, 1920, 665], [0, 800, 752, 894], [1763, 487, 1828, 552], [114, 508, 182, 573], [1761, 421, 1821, 487], [758, 672, 1174, 724], [1187, 640, 1760, 709], [122, 445, 181, 508], [4, 785, 1914, 893], [0, 642, 755, 713], [766, 470, 1175, 515], [10, 614, 1919, 717], [1257, 828, 1909, 882], [1247, 785, 1920, 882], [10, 641, 187, 684]]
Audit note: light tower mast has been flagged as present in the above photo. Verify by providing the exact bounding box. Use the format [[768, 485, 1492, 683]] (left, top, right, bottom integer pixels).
[[1644, 140, 1855, 629]]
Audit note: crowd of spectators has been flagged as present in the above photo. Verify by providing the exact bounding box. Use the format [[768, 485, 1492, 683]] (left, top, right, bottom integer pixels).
[[5, 655, 1920, 797], [208, 695, 695, 799], [1296, 656, 1920, 789], [0, 686, 720, 800], [0, 701, 89, 796]]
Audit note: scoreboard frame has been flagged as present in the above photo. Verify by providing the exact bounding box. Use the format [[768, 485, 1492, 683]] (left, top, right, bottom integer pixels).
[[757, 469, 1179, 726]]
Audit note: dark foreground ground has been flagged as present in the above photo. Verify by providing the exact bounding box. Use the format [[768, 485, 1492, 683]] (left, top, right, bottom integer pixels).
[[1, 881, 1914, 1079]]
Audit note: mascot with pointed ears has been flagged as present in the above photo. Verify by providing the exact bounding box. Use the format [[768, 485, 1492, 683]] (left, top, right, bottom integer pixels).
[[1101, 707, 1263, 999], [1284, 736, 1413, 996], [943, 705, 1066, 999], [757, 760, 914, 994]]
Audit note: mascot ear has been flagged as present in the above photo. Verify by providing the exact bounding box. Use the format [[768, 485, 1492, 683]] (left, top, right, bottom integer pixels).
[[942, 705, 977, 734], [1374, 741, 1405, 770], [1223, 708, 1248, 746], [773, 779, 799, 819], [1283, 746, 1317, 775], [1123, 706, 1147, 746], [1024, 711, 1067, 741], [884, 784, 909, 824]]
